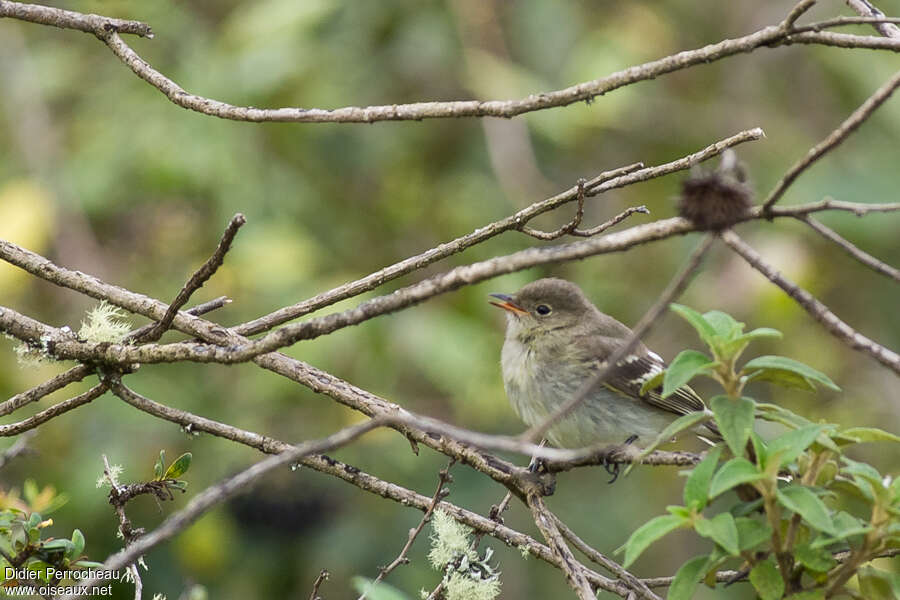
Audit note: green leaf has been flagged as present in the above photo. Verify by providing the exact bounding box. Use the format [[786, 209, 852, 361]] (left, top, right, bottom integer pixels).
[[39, 538, 73, 553], [858, 566, 900, 600], [163, 452, 192, 480], [794, 543, 836, 573], [70, 529, 85, 559], [703, 310, 744, 340], [834, 427, 900, 446], [735, 517, 772, 552], [787, 591, 824, 600], [351, 577, 411, 600], [742, 355, 840, 392], [154, 450, 166, 480], [767, 425, 829, 469], [749, 557, 784, 600], [634, 411, 712, 463], [694, 512, 740, 556], [668, 555, 710, 600], [25, 512, 42, 529], [710, 395, 755, 457], [620, 514, 688, 568], [776, 486, 835, 535], [683, 446, 722, 510], [709, 457, 764, 499], [663, 350, 717, 398], [670, 304, 718, 348], [755, 402, 813, 430]]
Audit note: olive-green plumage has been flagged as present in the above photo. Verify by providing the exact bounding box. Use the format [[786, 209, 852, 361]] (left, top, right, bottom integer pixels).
[[491, 278, 710, 449]]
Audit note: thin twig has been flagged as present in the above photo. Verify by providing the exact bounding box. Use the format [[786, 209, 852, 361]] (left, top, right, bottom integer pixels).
[[844, 0, 900, 38], [799, 215, 900, 282], [720, 229, 900, 374], [138, 215, 244, 342], [762, 68, 900, 211], [234, 128, 759, 336], [0, 296, 229, 418], [0, 0, 153, 37], [520, 233, 717, 444], [308, 569, 330, 600], [11, 7, 889, 123], [783, 0, 818, 28], [527, 494, 595, 600], [0, 430, 37, 470], [0, 384, 108, 437], [521, 178, 588, 240], [552, 514, 663, 600], [60, 412, 391, 599], [570, 206, 651, 237], [359, 460, 455, 600]]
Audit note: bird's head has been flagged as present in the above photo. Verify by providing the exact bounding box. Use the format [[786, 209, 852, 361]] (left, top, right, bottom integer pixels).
[[490, 278, 594, 338]]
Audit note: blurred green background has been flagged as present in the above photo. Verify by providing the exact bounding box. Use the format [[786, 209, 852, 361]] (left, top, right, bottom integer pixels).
[[1, 1, 899, 598]]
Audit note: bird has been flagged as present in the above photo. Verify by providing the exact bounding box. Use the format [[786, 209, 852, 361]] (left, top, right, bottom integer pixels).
[[490, 278, 712, 456]]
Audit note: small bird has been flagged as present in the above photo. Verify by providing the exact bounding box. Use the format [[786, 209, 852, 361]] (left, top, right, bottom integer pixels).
[[490, 278, 710, 452]]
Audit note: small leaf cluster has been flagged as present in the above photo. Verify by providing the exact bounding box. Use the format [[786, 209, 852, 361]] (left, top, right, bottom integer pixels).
[[152, 449, 192, 493], [0, 510, 102, 587], [623, 306, 900, 600]]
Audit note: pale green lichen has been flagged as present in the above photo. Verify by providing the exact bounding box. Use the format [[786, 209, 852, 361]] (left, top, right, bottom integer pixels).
[[96, 464, 123, 488], [444, 571, 501, 600], [79, 301, 131, 343], [428, 510, 500, 600], [14, 342, 48, 367], [428, 510, 477, 569]]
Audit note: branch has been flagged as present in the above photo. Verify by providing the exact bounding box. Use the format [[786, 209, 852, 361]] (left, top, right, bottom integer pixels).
[[762, 67, 900, 211], [552, 514, 663, 600], [527, 494, 595, 600], [59, 414, 389, 598], [799, 216, 900, 282], [359, 461, 455, 600], [844, 0, 900, 38], [0, 430, 36, 470], [137, 214, 244, 342], [0, 296, 228, 418], [0, 384, 107, 437], [720, 229, 900, 374], [235, 128, 760, 336], [4, 1, 897, 123], [0, 0, 153, 37]]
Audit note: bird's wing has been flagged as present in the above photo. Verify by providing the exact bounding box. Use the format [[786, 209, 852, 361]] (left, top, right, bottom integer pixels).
[[602, 351, 707, 416]]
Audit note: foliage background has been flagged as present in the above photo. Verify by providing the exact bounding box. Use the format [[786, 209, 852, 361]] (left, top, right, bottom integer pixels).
[[1, 1, 898, 598]]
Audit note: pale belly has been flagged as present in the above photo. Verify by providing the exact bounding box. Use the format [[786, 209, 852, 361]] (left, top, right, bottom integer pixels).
[[501, 339, 676, 448]]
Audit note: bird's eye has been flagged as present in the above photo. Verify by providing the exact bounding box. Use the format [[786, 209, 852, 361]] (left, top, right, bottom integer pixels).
[[535, 304, 552, 316]]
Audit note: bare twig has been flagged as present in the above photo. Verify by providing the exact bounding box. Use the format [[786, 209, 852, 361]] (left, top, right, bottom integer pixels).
[[520, 233, 716, 444], [5, 6, 883, 124], [0, 0, 153, 37], [844, 0, 900, 38], [552, 514, 662, 600], [60, 414, 391, 599], [0, 384, 108, 437], [309, 569, 330, 600], [570, 206, 651, 237], [0, 296, 228, 418], [0, 364, 93, 417], [794, 16, 900, 34], [138, 214, 245, 342], [762, 68, 900, 211], [720, 229, 900, 374], [527, 494, 595, 600], [235, 128, 759, 336], [799, 216, 900, 282], [359, 461, 455, 600], [0, 430, 37, 470], [783, 0, 818, 28]]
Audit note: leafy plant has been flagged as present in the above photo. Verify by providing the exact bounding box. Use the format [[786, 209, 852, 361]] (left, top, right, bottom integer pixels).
[[621, 306, 900, 599]]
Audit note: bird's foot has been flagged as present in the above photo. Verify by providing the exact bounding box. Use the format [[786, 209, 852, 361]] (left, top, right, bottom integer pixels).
[[604, 435, 639, 484]]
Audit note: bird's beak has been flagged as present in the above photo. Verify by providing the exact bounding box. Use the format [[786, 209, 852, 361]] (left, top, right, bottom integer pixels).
[[489, 293, 528, 315]]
